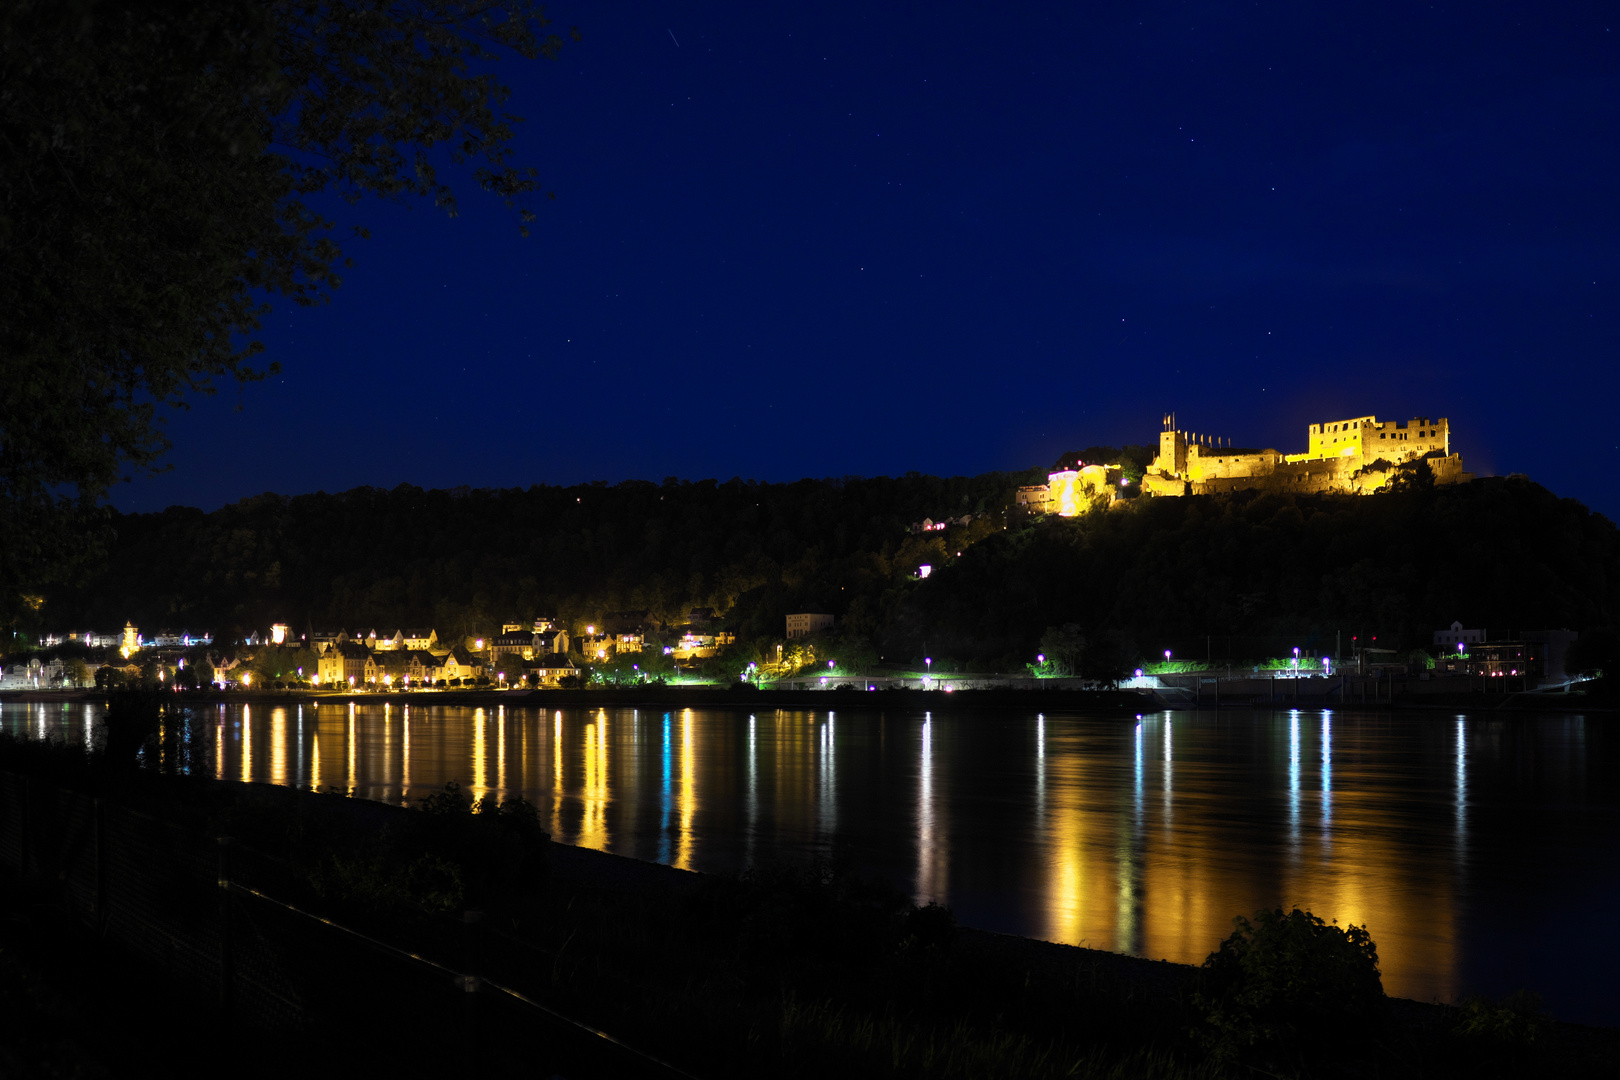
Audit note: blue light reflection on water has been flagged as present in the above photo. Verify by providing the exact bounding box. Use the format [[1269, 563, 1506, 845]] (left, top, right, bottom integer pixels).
[[2, 701, 1616, 1027]]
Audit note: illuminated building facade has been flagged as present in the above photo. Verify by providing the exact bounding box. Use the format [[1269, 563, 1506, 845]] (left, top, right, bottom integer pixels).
[[491, 628, 570, 665], [1141, 412, 1472, 498], [317, 641, 375, 685], [526, 652, 578, 686], [786, 613, 834, 640]]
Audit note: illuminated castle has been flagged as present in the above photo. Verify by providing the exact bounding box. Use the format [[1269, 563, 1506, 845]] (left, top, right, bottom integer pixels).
[[1143, 412, 1473, 497], [1021, 412, 1475, 516]]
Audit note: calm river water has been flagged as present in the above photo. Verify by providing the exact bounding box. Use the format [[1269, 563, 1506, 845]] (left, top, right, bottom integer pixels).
[[5, 700, 1617, 1026]]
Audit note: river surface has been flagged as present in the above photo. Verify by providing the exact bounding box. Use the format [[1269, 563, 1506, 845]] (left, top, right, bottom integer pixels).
[[5, 700, 1617, 1026]]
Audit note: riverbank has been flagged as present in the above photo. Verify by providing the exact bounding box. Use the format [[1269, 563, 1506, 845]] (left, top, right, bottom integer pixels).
[[3, 683, 1611, 712]]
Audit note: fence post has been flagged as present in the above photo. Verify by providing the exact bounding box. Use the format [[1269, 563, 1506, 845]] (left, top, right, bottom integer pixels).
[[217, 837, 236, 1029]]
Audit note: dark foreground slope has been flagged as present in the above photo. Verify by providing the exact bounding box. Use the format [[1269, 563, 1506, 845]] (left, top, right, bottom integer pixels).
[[3, 727, 1617, 1080]]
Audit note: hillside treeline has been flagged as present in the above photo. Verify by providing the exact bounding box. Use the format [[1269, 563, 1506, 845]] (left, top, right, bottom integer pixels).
[[39, 472, 1036, 647], [909, 475, 1619, 666], [35, 471, 1620, 670]]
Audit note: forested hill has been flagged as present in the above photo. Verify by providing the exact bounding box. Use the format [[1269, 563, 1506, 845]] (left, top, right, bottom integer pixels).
[[37, 472, 1620, 668], [42, 472, 1038, 646]]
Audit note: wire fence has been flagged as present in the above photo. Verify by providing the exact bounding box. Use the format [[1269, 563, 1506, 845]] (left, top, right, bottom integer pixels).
[[0, 769, 696, 1078]]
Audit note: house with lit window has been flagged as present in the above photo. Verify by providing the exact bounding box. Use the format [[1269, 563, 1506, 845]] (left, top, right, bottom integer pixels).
[[786, 613, 834, 640], [528, 653, 578, 687], [434, 646, 483, 683], [490, 627, 569, 666], [579, 633, 614, 661], [604, 610, 655, 653], [670, 630, 735, 659], [375, 649, 439, 685], [317, 641, 373, 686]]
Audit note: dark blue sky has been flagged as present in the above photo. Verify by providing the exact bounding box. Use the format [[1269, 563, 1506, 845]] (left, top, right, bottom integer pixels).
[[118, 1, 1620, 518]]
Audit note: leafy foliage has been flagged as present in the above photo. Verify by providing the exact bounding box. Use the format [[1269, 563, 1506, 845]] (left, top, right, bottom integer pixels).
[[1455, 990, 1546, 1049], [1193, 907, 1384, 1063], [0, 1, 573, 613]]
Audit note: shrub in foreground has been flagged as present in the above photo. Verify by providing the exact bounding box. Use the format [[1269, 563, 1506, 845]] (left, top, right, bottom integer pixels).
[[1193, 906, 1384, 1065]]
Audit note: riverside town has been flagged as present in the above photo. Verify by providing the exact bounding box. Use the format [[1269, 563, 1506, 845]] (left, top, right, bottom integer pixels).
[[6, 6, 1620, 1073], [5, 413, 1596, 708]]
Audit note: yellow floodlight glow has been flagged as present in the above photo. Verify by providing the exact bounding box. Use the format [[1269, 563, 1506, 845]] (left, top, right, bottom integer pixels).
[[1048, 470, 1082, 517]]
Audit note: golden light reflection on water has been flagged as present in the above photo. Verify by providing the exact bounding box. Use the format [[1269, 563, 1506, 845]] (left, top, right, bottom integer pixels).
[[552, 711, 563, 836], [675, 709, 695, 869], [347, 703, 357, 794], [498, 705, 508, 800], [270, 708, 288, 786], [30, 699, 1573, 1009], [772, 711, 816, 845], [382, 704, 391, 797], [578, 710, 609, 850], [241, 706, 252, 783], [471, 708, 488, 803], [1025, 710, 1466, 1002]]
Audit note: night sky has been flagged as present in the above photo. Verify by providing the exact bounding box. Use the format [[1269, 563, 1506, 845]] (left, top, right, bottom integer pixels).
[[117, 2, 1620, 519]]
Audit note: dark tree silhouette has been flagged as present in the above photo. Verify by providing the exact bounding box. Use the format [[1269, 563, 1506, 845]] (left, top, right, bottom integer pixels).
[[0, 1, 575, 614]]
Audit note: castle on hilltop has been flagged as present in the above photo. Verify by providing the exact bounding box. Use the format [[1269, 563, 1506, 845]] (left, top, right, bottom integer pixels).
[[1019, 412, 1474, 516], [1141, 412, 1473, 497]]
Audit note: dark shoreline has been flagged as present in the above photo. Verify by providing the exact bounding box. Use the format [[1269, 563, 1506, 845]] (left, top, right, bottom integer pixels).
[[2, 685, 1611, 713]]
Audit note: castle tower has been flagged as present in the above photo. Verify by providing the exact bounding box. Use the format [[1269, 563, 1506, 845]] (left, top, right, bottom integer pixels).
[[1157, 426, 1188, 476]]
